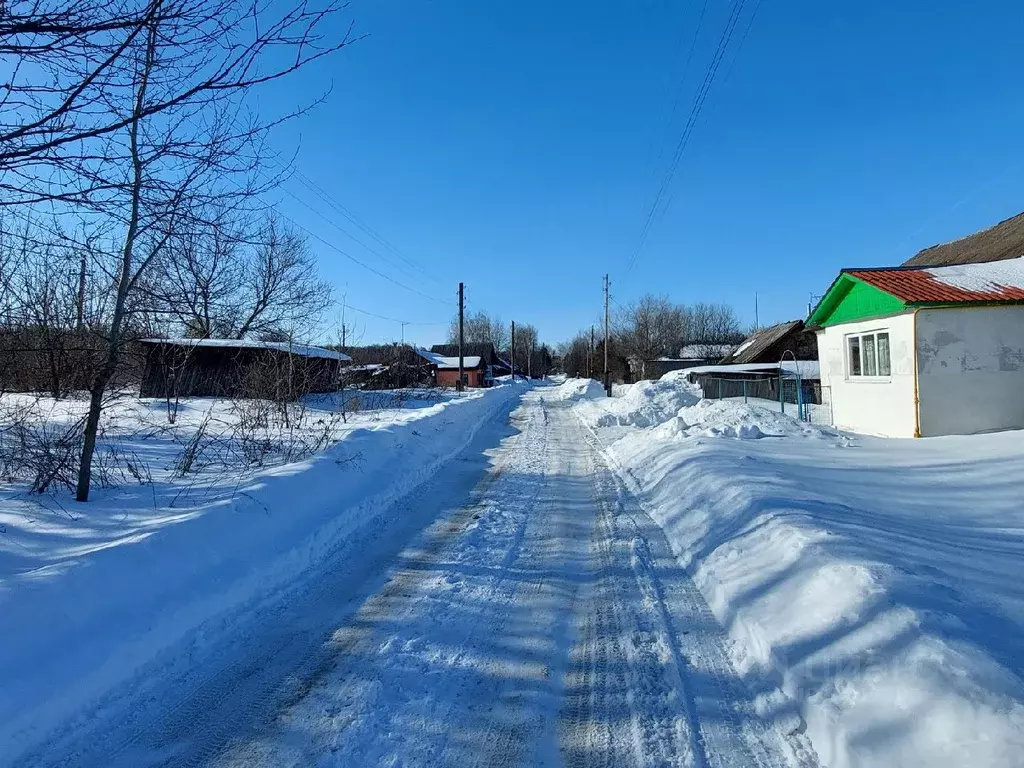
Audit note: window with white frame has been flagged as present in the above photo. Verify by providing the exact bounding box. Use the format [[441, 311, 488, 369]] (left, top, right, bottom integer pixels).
[[846, 330, 891, 378]]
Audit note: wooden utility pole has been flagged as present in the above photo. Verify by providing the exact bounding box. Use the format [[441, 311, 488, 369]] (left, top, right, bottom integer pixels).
[[603, 274, 611, 396], [510, 320, 516, 381], [457, 282, 465, 391]]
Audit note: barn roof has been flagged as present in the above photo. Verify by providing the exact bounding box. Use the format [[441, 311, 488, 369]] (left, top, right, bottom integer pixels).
[[415, 349, 484, 369], [847, 257, 1024, 303], [720, 321, 804, 365], [904, 211, 1024, 267], [429, 343, 499, 363], [140, 338, 350, 361]]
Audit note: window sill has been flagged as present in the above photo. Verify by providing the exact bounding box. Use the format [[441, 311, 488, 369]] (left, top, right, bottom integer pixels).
[[845, 376, 893, 384]]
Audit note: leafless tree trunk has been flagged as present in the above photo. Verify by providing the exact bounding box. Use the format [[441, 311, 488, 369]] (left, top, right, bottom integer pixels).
[[60, 0, 355, 501]]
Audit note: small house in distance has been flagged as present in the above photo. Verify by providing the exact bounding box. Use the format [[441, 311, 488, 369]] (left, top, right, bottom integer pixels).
[[627, 343, 736, 382], [423, 343, 499, 388], [808, 257, 1024, 437], [139, 338, 350, 398], [685, 321, 821, 405]]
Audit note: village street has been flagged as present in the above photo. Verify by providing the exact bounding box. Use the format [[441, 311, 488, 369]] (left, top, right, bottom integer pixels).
[[13, 388, 812, 768]]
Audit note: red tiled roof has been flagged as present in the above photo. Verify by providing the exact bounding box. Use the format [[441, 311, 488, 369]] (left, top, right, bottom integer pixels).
[[847, 258, 1024, 304]]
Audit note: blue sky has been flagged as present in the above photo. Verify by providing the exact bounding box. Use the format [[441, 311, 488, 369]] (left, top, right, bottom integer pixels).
[[260, 0, 1024, 347]]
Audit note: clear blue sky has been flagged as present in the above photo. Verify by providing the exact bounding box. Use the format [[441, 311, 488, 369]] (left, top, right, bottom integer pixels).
[[259, 0, 1024, 347]]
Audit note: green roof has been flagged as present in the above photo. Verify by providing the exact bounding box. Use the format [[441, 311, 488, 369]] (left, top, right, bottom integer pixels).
[[809, 274, 908, 327]]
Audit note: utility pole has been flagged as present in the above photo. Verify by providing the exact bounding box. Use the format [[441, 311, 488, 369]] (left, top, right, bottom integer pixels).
[[401, 321, 409, 345], [510, 320, 516, 381], [754, 292, 759, 330], [76, 252, 87, 331], [603, 274, 611, 396], [457, 282, 465, 391]]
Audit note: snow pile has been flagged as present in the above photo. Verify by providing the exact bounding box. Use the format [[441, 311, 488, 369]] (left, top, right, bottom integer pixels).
[[651, 399, 828, 441], [553, 377, 604, 402], [0, 384, 523, 761], [581, 377, 701, 428], [600, 414, 1024, 767]]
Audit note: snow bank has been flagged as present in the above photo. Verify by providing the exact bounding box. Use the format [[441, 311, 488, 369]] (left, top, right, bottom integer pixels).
[[0, 384, 523, 761], [552, 377, 605, 402], [591, 398, 1024, 767], [577, 376, 701, 428], [652, 399, 829, 441]]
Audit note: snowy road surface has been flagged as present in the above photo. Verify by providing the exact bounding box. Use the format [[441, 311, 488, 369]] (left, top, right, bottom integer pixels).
[[17, 389, 815, 767]]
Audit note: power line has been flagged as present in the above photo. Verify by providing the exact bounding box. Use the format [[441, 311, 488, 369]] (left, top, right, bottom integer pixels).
[[286, 171, 443, 286], [253, 141, 446, 287], [649, 0, 709, 171], [625, 0, 752, 274], [278, 185, 436, 288], [343, 302, 443, 326], [284, 215, 449, 305]]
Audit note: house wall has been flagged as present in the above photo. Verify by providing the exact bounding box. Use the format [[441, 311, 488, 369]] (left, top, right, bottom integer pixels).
[[817, 312, 918, 437], [915, 306, 1024, 436], [436, 368, 485, 388]]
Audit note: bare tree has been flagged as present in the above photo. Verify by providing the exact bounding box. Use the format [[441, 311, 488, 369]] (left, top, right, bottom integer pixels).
[[684, 302, 743, 356], [0, 0, 353, 207], [508, 323, 537, 373], [447, 310, 509, 351], [50, 0, 356, 502], [614, 294, 686, 378], [234, 217, 333, 340]]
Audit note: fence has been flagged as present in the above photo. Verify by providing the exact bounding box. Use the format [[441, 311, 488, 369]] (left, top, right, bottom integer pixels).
[[694, 372, 833, 426]]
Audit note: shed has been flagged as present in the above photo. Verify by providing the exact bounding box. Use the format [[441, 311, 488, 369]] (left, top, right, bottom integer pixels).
[[808, 257, 1024, 437], [627, 344, 736, 382], [341, 345, 435, 389], [426, 343, 499, 387], [139, 338, 349, 398], [720, 321, 817, 365], [689, 322, 820, 405], [417, 348, 489, 388]]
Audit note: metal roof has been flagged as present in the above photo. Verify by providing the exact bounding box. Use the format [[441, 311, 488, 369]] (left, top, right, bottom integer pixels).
[[678, 360, 820, 379], [847, 256, 1024, 304], [140, 338, 350, 361], [415, 349, 484, 369]]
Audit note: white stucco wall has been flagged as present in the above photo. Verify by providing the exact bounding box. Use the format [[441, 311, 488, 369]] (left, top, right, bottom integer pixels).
[[817, 312, 918, 437], [915, 306, 1024, 436]]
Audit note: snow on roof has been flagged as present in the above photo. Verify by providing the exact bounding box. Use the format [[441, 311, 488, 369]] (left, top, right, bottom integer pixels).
[[415, 348, 483, 369], [434, 356, 482, 370], [680, 360, 820, 379], [140, 338, 350, 361], [925, 257, 1024, 295], [679, 343, 736, 359], [847, 257, 1024, 304]]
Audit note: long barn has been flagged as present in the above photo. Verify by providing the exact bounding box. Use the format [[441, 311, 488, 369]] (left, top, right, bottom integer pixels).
[[139, 338, 350, 398]]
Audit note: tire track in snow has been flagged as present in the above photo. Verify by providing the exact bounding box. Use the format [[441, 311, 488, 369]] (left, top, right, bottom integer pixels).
[[575, 413, 821, 768]]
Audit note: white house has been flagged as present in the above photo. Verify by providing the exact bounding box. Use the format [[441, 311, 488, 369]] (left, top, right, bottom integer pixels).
[[809, 257, 1024, 437]]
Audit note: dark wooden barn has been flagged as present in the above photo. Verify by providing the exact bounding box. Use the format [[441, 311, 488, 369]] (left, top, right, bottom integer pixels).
[[340, 344, 436, 390], [139, 339, 350, 399]]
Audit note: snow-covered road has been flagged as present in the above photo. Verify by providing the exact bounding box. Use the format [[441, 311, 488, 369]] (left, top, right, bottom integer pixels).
[[17, 389, 814, 767]]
